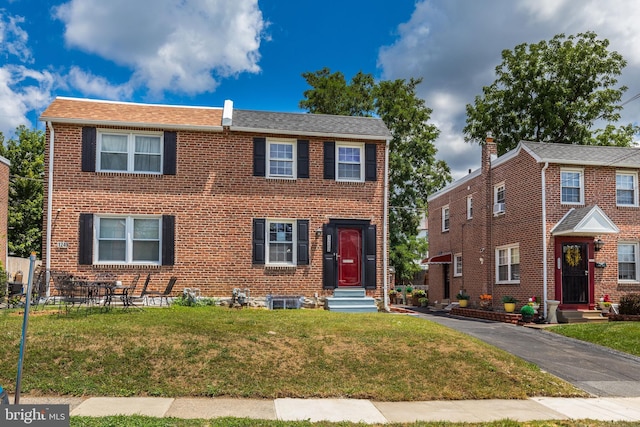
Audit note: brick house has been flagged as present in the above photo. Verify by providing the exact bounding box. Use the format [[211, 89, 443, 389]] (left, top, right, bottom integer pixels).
[[39, 97, 391, 301], [427, 135, 640, 317]]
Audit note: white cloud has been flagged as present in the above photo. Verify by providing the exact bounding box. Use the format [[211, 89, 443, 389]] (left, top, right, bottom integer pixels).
[[378, 0, 640, 180], [0, 11, 32, 63], [55, 0, 265, 95], [67, 67, 133, 100], [0, 65, 56, 136]]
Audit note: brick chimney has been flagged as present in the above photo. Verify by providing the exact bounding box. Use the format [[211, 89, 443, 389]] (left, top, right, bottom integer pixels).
[[482, 132, 497, 174]]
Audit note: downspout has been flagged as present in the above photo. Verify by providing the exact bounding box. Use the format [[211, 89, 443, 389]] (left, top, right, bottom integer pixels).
[[383, 138, 390, 311], [45, 121, 54, 296], [541, 161, 549, 318]]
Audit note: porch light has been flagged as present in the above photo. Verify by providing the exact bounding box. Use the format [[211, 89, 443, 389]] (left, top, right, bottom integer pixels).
[[594, 238, 605, 251], [315, 228, 323, 237]]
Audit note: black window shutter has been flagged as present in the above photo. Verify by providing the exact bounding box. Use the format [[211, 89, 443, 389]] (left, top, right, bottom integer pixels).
[[162, 215, 175, 266], [253, 138, 266, 177], [322, 224, 336, 289], [163, 131, 177, 175], [81, 127, 96, 172], [365, 143, 377, 181], [297, 140, 309, 179], [78, 213, 93, 265], [253, 218, 266, 264], [296, 219, 309, 265], [323, 141, 335, 180], [364, 225, 377, 289]]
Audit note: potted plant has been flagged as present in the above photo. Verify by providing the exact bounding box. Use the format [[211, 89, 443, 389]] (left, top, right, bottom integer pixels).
[[418, 297, 429, 307], [388, 289, 397, 304], [520, 304, 535, 322], [598, 294, 612, 314], [456, 290, 470, 308], [527, 296, 540, 311], [479, 293, 492, 310], [412, 289, 426, 306], [502, 296, 518, 313]]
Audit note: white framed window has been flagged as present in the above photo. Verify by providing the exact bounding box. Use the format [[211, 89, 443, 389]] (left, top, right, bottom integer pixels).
[[616, 171, 638, 206], [336, 142, 364, 182], [467, 196, 473, 219], [618, 242, 639, 282], [95, 215, 161, 264], [561, 168, 584, 204], [98, 130, 163, 173], [442, 205, 450, 232], [454, 253, 462, 277], [496, 243, 520, 283], [493, 182, 505, 215], [267, 219, 296, 265], [267, 138, 296, 179]]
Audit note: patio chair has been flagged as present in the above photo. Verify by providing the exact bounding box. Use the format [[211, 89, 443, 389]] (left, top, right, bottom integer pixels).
[[144, 276, 177, 306], [113, 273, 140, 306], [129, 273, 152, 306]]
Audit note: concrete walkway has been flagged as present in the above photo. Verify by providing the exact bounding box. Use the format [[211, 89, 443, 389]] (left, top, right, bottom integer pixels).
[[12, 395, 640, 422]]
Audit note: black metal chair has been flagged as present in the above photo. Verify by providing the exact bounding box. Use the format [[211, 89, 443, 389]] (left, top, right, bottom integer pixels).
[[144, 276, 177, 306], [128, 273, 152, 307]]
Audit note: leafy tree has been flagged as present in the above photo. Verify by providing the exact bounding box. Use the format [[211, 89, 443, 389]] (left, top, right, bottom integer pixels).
[[0, 126, 45, 257], [300, 68, 451, 283], [464, 31, 637, 155]]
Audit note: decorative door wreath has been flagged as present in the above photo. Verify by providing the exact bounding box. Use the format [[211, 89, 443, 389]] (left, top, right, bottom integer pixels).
[[565, 245, 582, 267]]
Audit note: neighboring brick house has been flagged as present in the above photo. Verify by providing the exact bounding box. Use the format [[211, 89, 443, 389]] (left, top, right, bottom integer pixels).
[[39, 97, 391, 300], [427, 135, 640, 316]]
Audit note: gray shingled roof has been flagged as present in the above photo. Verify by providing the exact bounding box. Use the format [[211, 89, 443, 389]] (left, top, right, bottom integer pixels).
[[522, 141, 640, 167], [232, 109, 392, 140]]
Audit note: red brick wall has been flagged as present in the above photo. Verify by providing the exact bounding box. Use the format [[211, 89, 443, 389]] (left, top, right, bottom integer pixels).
[[43, 124, 386, 298]]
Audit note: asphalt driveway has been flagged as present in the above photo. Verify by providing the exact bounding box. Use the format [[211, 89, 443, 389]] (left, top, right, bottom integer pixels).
[[407, 308, 640, 397]]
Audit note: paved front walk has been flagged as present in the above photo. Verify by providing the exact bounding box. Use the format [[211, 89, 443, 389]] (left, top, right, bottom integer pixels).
[[15, 396, 640, 423]]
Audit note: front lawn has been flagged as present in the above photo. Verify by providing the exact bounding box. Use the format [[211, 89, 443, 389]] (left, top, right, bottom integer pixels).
[[0, 306, 585, 400], [549, 321, 640, 356]]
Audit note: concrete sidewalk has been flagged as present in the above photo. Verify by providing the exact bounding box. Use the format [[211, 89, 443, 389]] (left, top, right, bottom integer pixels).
[[13, 396, 640, 423]]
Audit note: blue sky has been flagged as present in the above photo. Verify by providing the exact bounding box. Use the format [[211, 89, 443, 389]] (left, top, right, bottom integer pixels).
[[3, 0, 640, 179]]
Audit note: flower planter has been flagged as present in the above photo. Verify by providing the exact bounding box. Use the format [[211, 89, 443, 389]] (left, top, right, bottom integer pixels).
[[504, 302, 516, 313], [598, 302, 611, 314], [458, 299, 469, 308]]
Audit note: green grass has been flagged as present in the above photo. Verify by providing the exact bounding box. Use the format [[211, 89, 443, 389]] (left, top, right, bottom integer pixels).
[[0, 306, 585, 401], [548, 321, 640, 356]]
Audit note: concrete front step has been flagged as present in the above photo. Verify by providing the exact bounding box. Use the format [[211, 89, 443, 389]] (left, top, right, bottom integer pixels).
[[326, 288, 378, 313], [558, 309, 609, 323]]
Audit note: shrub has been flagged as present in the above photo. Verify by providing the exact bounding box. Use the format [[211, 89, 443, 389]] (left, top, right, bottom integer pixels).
[[619, 293, 640, 315], [520, 305, 535, 316]]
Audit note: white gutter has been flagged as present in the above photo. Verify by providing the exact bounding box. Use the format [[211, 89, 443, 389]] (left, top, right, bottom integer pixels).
[[383, 138, 390, 311], [541, 161, 549, 318], [45, 121, 55, 296], [38, 117, 224, 132]]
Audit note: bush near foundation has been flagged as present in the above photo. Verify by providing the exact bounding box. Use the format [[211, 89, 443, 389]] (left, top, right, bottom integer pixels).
[[619, 293, 640, 315]]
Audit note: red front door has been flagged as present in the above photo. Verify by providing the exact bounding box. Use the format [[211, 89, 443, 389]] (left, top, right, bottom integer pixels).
[[338, 228, 362, 286]]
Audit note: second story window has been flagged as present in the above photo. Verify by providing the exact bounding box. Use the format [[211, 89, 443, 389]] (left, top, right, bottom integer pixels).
[[98, 131, 162, 173], [493, 183, 505, 215], [467, 196, 473, 219], [616, 171, 638, 206], [267, 139, 295, 178], [337, 143, 364, 182], [561, 169, 583, 204], [442, 205, 450, 232]]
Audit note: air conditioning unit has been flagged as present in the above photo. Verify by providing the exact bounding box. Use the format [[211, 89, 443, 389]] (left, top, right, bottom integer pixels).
[[493, 203, 505, 215]]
